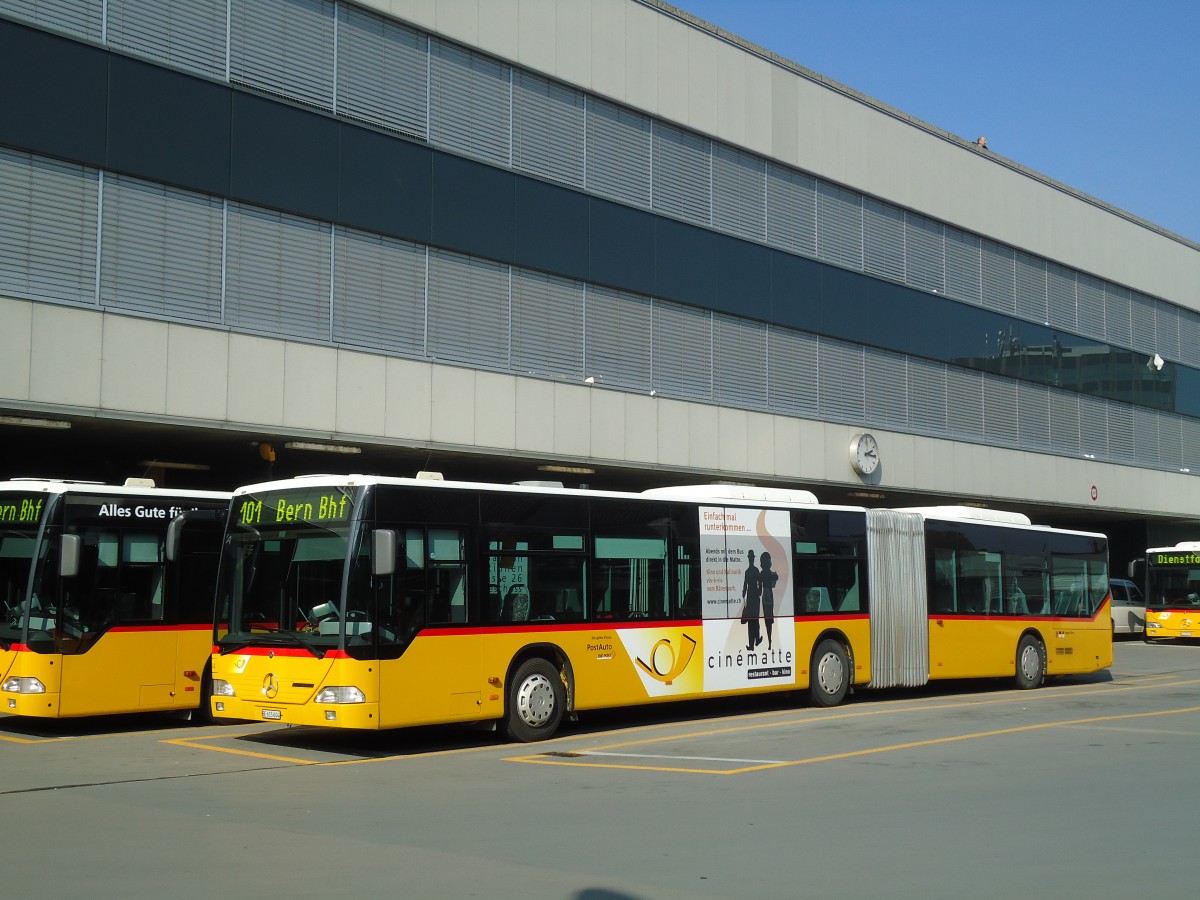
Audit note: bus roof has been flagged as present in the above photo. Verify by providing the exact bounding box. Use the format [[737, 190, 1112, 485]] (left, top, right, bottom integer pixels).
[[0, 478, 230, 500], [230, 473, 842, 511]]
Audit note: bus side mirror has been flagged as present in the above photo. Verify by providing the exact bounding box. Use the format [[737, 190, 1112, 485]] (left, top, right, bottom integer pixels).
[[166, 516, 183, 562], [1127, 557, 1144, 582], [167, 509, 223, 561], [59, 534, 81, 578], [373, 529, 396, 577]]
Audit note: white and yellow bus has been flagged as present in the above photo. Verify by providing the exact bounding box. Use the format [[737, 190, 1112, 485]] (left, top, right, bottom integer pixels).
[[209, 475, 1111, 740], [1, 479, 230, 719], [1142, 543, 1200, 642]]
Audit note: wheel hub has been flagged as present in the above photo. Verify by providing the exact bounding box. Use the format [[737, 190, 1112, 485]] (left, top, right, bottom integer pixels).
[[517, 673, 555, 726]]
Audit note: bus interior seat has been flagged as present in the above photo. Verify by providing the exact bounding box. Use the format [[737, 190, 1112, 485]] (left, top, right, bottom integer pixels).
[[807, 587, 833, 613], [501, 586, 530, 622]]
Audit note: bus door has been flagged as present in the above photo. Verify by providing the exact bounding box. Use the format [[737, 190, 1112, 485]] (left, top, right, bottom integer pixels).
[[168, 512, 226, 704], [375, 526, 480, 726], [57, 529, 175, 715]]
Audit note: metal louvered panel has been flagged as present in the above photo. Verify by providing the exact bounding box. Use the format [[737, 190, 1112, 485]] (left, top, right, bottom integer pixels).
[[1129, 291, 1157, 355], [225, 203, 331, 340], [905, 213, 944, 294], [946, 367, 984, 441], [0, 0, 102, 39], [511, 268, 584, 378], [863, 198, 904, 283], [866, 509, 928, 689], [651, 300, 711, 401], [1179, 310, 1200, 369], [333, 228, 425, 356], [1078, 395, 1109, 459], [1104, 284, 1132, 347], [584, 98, 651, 207], [583, 285, 652, 391], [1016, 381, 1051, 452], [0, 149, 99, 305], [1014, 251, 1047, 324], [765, 163, 816, 258], [1154, 299, 1180, 361], [106, 0, 226, 78], [766, 327, 818, 416], [712, 145, 765, 241], [909, 357, 948, 435], [337, 5, 427, 139], [426, 250, 508, 369], [817, 339, 864, 422], [1046, 262, 1077, 332], [713, 314, 766, 406], [865, 348, 908, 428], [512, 71, 585, 188], [651, 123, 711, 226], [1132, 407, 1160, 468], [1159, 413, 1182, 471], [980, 240, 1015, 314], [1048, 390, 1080, 456], [1107, 403, 1135, 464], [230, 0, 335, 110], [982, 375, 1018, 447], [944, 226, 981, 305], [1182, 418, 1200, 473], [1076, 273, 1104, 338], [815, 181, 862, 271], [429, 39, 510, 165], [100, 175, 223, 323]]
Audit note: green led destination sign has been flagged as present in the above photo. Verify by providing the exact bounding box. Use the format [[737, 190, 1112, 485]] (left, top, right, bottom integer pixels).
[[0, 494, 47, 525], [1153, 551, 1200, 567], [237, 488, 358, 527]]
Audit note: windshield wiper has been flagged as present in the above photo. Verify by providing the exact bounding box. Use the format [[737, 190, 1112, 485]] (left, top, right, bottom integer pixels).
[[218, 630, 321, 657]]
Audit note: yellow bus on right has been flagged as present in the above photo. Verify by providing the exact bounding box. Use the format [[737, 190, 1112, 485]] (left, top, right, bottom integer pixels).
[[1143, 543, 1200, 642]]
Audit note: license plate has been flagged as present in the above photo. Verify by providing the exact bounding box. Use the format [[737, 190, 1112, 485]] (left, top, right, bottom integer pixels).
[[262, 708, 282, 720]]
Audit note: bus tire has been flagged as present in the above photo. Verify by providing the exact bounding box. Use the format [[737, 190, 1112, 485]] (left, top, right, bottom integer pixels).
[[1014, 634, 1045, 690], [810, 638, 850, 707], [504, 657, 565, 742]]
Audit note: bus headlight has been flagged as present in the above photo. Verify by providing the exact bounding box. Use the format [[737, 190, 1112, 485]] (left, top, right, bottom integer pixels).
[[211, 679, 235, 697], [315, 686, 365, 704], [2, 677, 47, 694]]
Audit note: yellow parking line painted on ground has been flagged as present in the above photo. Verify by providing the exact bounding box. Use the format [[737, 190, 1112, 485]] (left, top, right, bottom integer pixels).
[[0, 732, 69, 744], [164, 733, 325, 765], [509, 705, 1200, 775], [160, 676, 1200, 769], [0, 721, 234, 745]]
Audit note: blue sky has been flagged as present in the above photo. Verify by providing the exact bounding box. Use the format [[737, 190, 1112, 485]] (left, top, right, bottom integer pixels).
[[676, 0, 1200, 244]]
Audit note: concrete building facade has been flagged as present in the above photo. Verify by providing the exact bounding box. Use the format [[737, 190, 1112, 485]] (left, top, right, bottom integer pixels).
[[1, 0, 1198, 551]]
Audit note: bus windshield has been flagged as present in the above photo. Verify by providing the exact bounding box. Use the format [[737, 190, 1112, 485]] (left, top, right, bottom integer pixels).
[[1, 491, 55, 650], [217, 486, 364, 657]]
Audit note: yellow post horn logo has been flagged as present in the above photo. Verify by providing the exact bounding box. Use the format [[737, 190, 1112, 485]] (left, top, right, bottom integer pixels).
[[635, 634, 697, 684]]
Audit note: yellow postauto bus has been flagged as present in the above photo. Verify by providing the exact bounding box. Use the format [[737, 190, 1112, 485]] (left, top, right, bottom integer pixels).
[[1142, 542, 1200, 642], [209, 475, 1111, 740], [1, 479, 229, 719]]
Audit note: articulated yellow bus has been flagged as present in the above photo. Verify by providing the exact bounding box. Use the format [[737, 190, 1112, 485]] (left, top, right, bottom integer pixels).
[[1143, 543, 1200, 642], [209, 475, 1111, 740], [1, 479, 229, 719]]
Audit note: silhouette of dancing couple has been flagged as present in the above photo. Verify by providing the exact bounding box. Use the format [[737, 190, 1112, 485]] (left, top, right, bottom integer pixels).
[[740, 549, 777, 651]]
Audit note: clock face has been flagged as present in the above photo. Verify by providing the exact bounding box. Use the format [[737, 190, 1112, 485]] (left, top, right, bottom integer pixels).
[[851, 433, 879, 475]]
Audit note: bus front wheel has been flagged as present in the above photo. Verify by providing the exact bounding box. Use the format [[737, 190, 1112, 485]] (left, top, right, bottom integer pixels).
[[1014, 634, 1046, 690], [810, 638, 850, 707], [504, 658, 565, 742]]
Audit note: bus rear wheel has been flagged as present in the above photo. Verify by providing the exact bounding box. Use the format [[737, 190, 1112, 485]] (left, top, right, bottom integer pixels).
[[1014, 634, 1046, 690], [810, 638, 850, 707], [504, 658, 565, 742]]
